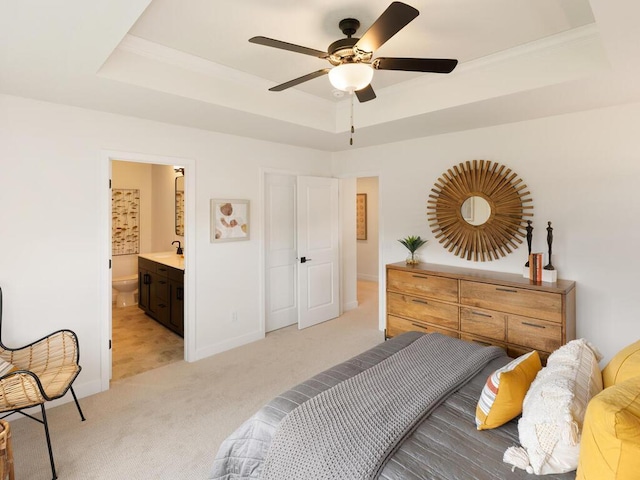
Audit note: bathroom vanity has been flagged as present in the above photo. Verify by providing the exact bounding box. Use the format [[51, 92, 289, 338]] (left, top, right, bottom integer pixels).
[[138, 252, 184, 337]]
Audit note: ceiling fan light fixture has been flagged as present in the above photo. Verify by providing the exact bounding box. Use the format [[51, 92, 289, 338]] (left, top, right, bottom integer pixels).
[[328, 63, 373, 93]]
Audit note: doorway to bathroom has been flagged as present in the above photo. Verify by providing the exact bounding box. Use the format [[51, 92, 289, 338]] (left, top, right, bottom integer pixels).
[[110, 160, 185, 381]]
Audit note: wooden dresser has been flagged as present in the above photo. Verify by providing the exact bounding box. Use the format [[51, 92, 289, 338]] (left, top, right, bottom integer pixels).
[[386, 262, 576, 360]]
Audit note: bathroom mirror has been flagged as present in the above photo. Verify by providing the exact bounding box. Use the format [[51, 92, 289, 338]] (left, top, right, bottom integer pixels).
[[175, 175, 184, 236], [427, 160, 533, 262]]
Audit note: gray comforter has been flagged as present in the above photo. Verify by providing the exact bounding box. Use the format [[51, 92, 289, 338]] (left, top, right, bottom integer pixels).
[[210, 332, 576, 480]]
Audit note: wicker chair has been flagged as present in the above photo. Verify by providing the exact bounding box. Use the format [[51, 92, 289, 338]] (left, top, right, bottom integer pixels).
[[0, 420, 14, 480], [0, 287, 85, 480]]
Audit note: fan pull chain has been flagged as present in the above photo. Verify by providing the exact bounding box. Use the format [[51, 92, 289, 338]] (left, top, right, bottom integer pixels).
[[350, 93, 355, 146]]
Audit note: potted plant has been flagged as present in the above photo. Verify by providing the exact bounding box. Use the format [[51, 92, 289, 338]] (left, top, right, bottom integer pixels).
[[398, 235, 428, 265]]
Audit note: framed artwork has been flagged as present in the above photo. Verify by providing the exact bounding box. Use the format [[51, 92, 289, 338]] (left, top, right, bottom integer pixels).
[[211, 199, 250, 242], [112, 188, 140, 255], [356, 193, 367, 240]]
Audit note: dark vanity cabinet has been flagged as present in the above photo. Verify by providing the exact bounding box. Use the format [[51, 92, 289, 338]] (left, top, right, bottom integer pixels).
[[138, 257, 184, 337]]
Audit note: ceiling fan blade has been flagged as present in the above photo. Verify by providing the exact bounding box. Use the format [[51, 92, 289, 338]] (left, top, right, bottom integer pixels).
[[375, 57, 458, 73], [249, 36, 328, 59], [354, 2, 419, 54], [355, 84, 377, 103], [269, 69, 331, 92]]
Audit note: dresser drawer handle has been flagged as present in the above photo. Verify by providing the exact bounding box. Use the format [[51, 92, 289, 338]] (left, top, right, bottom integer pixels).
[[412, 299, 429, 305], [472, 339, 491, 346], [496, 288, 517, 293], [471, 311, 492, 318], [522, 322, 546, 329], [412, 275, 429, 280], [411, 323, 429, 330]]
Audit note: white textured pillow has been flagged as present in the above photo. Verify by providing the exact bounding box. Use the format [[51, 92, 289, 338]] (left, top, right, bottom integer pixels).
[[504, 339, 603, 475]]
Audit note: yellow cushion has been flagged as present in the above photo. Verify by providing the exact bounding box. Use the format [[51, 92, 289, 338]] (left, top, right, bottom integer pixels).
[[576, 376, 640, 480], [602, 340, 640, 388], [475, 350, 541, 430]]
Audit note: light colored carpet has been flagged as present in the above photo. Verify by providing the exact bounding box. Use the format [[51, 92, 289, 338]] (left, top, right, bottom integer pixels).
[[11, 281, 382, 479]]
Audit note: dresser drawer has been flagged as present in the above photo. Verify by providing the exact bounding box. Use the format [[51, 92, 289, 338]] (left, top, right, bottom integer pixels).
[[460, 280, 563, 323], [507, 315, 562, 353], [460, 307, 506, 341], [460, 333, 506, 351], [387, 269, 458, 303], [387, 315, 459, 339], [387, 291, 459, 330]]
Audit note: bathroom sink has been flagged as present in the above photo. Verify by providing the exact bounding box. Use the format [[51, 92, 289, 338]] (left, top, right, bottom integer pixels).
[[138, 252, 185, 271]]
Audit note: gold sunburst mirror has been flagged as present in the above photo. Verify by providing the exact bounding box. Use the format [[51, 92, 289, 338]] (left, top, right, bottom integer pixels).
[[427, 160, 533, 262]]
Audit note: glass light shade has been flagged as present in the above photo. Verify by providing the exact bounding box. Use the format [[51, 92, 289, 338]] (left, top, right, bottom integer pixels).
[[328, 63, 373, 92]]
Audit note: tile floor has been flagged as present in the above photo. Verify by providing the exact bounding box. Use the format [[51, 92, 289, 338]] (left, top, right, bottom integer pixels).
[[111, 304, 184, 382]]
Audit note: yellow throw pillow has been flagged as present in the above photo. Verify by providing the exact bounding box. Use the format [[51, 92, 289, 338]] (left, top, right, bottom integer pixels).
[[602, 339, 640, 388], [476, 350, 541, 430], [576, 375, 640, 480]]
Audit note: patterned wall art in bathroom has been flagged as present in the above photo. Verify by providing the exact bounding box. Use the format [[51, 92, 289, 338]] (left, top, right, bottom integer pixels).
[[175, 188, 184, 236], [112, 188, 140, 255]]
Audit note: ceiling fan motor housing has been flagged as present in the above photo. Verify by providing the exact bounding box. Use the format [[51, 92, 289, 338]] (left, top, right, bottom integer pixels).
[[328, 18, 374, 65], [339, 18, 360, 37]]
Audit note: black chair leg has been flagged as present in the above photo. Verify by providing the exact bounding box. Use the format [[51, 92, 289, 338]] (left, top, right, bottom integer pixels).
[[69, 386, 86, 422], [40, 404, 57, 480]]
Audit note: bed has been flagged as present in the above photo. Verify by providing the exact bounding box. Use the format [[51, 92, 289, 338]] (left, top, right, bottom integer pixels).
[[210, 332, 576, 480]]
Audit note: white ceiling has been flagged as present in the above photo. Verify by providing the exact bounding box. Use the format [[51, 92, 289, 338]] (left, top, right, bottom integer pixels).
[[2, 1, 640, 151]]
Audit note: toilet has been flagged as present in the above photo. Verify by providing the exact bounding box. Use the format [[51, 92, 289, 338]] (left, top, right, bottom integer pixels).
[[112, 274, 138, 308]]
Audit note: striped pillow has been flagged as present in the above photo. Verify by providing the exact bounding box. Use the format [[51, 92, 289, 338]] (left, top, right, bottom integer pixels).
[[476, 350, 541, 430]]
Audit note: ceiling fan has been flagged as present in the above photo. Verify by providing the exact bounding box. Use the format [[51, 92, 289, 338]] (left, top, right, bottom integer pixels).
[[249, 1, 458, 102]]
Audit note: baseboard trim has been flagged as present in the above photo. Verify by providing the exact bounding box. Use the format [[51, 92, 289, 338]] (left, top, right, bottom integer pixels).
[[194, 330, 265, 361], [343, 300, 359, 312], [357, 273, 378, 282]]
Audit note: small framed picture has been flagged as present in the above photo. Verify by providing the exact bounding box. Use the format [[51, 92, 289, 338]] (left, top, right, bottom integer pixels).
[[211, 199, 250, 242], [356, 193, 367, 240]]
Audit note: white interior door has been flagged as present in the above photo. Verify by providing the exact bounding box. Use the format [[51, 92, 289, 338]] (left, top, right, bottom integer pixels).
[[265, 174, 298, 332], [297, 176, 340, 329]]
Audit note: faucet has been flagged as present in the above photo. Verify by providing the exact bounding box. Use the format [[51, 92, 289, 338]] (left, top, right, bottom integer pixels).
[[172, 240, 183, 255]]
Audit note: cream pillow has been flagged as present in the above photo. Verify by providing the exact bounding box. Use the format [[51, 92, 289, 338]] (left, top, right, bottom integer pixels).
[[476, 351, 541, 430], [504, 339, 603, 475], [576, 375, 640, 480]]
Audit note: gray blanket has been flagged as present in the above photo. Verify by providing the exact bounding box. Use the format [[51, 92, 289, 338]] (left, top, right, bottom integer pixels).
[[261, 334, 503, 480]]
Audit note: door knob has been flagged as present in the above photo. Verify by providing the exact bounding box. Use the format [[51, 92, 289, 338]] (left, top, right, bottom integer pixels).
[[300, 257, 313, 263]]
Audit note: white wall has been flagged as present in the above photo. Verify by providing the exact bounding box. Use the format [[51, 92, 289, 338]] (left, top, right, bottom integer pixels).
[[340, 177, 358, 312], [356, 177, 379, 282], [333, 101, 640, 363], [151, 164, 183, 253], [0, 94, 332, 398]]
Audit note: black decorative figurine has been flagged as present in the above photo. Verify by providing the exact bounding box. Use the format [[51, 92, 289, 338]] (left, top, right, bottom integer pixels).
[[524, 220, 533, 267], [544, 221, 555, 270]]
